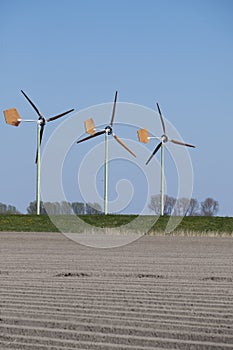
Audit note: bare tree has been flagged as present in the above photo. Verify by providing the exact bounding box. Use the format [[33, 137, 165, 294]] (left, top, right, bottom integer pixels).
[[71, 202, 85, 215], [148, 194, 161, 215], [173, 197, 199, 216], [148, 194, 176, 215], [164, 195, 176, 215], [86, 202, 102, 215], [173, 197, 190, 216], [59, 201, 73, 215], [0, 203, 7, 213], [187, 198, 199, 216], [43, 202, 60, 215], [200, 197, 219, 216], [0, 202, 20, 214], [27, 201, 47, 215]]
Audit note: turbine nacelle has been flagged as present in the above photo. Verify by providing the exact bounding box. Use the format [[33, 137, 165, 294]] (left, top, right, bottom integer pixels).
[[161, 134, 168, 143], [38, 118, 46, 126], [105, 125, 112, 135]]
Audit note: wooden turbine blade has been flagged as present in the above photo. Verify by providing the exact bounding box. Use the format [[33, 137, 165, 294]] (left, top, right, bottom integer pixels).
[[113, 134, 136, 157], [171, 139, 195, 148]]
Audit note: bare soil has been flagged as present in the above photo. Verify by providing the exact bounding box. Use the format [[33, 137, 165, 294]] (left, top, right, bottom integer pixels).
[[0, 232, 232, 349]]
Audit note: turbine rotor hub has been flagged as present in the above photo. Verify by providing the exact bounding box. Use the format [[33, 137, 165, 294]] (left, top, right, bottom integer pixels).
[[38, 117, 46, 126], [162, 134, 168, 143], [105, 125, 112, 135]]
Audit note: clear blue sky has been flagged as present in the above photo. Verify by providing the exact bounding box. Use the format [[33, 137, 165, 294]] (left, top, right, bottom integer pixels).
[[1, 0, 232, 215]]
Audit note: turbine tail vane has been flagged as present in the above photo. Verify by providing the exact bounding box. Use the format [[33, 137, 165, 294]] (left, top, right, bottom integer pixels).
[[137, 128, 149, 143], [85, 118, 96, 135], [3, 108, 22, 126]]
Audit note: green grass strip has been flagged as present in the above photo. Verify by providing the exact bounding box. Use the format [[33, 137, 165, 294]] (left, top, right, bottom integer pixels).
[[0, 214, 232, 235]]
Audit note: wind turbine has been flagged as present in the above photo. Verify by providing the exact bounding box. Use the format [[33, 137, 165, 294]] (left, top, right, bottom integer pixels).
[[3, 90, 74, 215], [138, 102, 195, 216], [77, 91, 136, 215]]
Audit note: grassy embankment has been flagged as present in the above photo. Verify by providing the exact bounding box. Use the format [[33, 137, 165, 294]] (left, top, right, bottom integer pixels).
[[0, 214, 232, 235]]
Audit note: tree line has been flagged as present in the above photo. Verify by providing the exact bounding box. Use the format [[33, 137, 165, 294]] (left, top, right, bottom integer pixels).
[[0, 203, 20, 214], [0, 196, 219, 216], [148, 195, 219, 216], [27, 201, 103, 215], [0, 201, 102, 215]]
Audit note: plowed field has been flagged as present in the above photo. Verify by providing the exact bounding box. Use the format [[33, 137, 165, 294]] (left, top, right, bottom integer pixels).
[[0, 232, 232, 349]]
